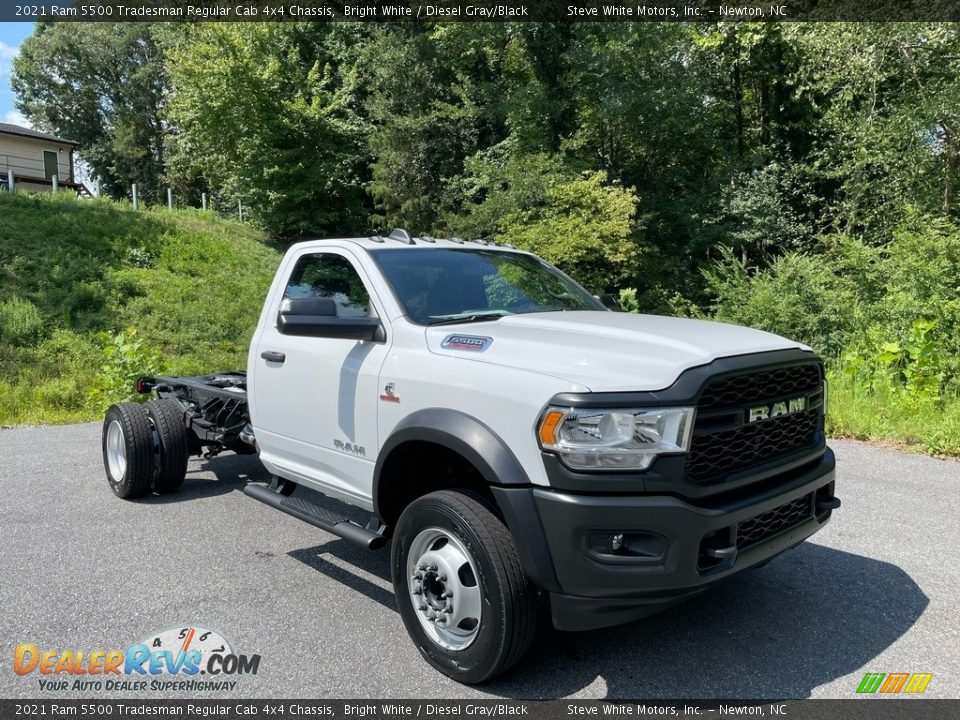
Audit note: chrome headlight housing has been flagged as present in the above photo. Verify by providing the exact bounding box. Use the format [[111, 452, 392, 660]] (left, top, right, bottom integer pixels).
[[537, 406, 696, 471]]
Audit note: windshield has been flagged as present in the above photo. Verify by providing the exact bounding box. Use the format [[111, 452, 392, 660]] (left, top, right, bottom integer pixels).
[[370, 248, 604, 325]]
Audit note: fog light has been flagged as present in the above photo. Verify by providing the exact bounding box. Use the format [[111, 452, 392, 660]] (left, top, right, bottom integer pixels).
[[586, 531, 668, 563]]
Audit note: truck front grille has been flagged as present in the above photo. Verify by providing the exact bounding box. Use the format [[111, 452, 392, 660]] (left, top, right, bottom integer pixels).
[[697, 363, 822, 411], [736, 494, 814, 550], [686, 362, 824, 484]]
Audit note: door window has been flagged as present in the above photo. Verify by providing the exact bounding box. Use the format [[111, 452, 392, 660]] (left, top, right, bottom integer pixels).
[[283, 253, 373, 318]]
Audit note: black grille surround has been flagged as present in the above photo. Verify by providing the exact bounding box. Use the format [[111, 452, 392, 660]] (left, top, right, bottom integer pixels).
[[686, 361, 825, 486], [736, 493, 814, 550]]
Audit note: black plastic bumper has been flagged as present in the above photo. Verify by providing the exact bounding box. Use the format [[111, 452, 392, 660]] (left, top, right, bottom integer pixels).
[[492, 448, 837, 632]]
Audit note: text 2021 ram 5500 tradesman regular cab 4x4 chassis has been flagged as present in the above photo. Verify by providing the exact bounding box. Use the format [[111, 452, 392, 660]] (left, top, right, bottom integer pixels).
[[101, 229, 839, 683]]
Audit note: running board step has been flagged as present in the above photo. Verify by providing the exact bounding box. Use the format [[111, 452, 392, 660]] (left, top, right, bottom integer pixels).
[[244, 484, 387, 550]]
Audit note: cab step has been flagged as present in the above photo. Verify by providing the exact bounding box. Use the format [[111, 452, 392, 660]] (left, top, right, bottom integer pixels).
[[244, 483, 387, 550]]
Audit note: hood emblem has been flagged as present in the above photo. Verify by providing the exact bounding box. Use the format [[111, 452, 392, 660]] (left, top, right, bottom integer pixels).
[[441, 334, 493, 352]]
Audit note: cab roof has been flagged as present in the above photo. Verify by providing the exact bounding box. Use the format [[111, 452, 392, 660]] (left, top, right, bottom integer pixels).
[[299, 228, 523, 252]]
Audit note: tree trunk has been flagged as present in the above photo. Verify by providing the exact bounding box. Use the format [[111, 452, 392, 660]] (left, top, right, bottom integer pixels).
[[733, 60, 744, 158], [944, 140, 958, 216]]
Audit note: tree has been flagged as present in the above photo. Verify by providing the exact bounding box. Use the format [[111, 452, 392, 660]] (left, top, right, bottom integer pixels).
[[12, 22, 169, 199], [164, 22, 371, 238], [362, 23, 574, 232], [448, 152, 641, 291], [790, 24, 960, 232]]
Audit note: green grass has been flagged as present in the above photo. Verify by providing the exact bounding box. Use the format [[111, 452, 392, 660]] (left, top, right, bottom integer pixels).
[[825, 367, 960, 457], [0, 192, 281, 425]]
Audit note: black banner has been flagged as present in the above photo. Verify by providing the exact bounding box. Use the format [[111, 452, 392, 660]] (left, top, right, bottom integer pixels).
[[2, 700, 960, 720], [7, 1, 960, 23]]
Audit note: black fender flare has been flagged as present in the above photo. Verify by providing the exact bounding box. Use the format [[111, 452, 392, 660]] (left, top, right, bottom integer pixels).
[[373, 408, 562, 592], [373, 408, 530, 515]]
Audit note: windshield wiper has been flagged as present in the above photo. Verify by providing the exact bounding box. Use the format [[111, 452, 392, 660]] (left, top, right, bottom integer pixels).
[[427, 312, 509, 326]]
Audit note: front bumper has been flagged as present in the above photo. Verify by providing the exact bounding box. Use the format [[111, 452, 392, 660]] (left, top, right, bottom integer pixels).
[[492, 448, 837, 632]]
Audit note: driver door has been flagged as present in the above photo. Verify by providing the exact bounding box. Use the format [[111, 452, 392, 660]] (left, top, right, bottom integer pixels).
[[251, 249, 389, 508]]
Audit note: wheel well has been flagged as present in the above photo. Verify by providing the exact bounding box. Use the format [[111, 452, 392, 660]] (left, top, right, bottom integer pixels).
[[376, 440, 496, 527]]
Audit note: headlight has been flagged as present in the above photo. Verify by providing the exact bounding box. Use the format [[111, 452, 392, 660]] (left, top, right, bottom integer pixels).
[[537, 406, 695, 471]]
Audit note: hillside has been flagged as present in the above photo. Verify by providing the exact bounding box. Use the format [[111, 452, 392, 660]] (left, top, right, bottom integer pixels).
[[0, 193, 282, 425]]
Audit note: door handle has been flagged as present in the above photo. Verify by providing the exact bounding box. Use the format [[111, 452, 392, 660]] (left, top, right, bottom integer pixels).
[[261, 351, 286, 364]]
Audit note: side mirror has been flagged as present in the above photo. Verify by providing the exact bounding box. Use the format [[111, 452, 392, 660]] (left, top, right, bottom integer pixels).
[[595, 293, 622, 311], [278, 297, 384, 341]]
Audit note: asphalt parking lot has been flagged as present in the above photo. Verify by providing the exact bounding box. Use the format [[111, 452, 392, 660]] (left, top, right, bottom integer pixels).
[[1, 424, 958, 699]]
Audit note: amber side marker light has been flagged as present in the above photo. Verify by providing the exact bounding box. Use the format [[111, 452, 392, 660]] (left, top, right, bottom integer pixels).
[[538, 410, 566, 446]]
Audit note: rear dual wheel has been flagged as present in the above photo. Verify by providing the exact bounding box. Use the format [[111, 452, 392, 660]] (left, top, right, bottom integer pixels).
[[145, 399, 189, 494], [102, 400, 188, 499], [103, 403, 154, 499]]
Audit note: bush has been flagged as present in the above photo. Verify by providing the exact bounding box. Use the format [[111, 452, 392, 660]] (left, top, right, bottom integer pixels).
[[86, 328, 165, 411], [701, 245, 864, 357], [0, 298, 45, 346], [702, 213, 960, 457], [837, 319, 945, 400], [618, 287, 640, 313]]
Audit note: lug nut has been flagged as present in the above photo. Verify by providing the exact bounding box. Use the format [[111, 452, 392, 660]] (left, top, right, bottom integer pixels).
[[412, 586, 422, 595], [442, 591, 453, 599], [438, 575, 447, 582], [418, 604, 427, 611], [443, 607, 453, 614]]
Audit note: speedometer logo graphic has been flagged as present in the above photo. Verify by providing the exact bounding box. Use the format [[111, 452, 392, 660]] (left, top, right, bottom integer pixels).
[[140, 626, 233, 672]]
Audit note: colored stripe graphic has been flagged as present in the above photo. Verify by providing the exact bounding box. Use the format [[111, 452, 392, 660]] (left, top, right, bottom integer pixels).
[[903, 674, 934, 694], [880, 673, 909, 693], [857, 673, 886, 693], [857, 672, 933, 694]]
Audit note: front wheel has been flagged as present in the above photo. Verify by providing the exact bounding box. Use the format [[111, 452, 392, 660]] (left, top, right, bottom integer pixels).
[[391, 490, 537, 684]]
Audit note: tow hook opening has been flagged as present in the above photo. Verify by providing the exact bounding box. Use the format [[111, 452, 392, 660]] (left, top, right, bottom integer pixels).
[[699, 528, 737, 573], [815, 481, 840, 517]]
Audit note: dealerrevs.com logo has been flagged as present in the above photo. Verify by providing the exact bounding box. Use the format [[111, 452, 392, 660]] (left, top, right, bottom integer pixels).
[[14, 626, 261, 692]]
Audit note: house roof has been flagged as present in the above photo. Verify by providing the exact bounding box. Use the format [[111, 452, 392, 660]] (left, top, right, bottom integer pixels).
[[0, 122, 78, 146]]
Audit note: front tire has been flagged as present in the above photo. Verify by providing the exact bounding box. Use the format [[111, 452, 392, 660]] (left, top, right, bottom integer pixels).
[[391, 490, 537, 684], [102, 403, 154, 499]]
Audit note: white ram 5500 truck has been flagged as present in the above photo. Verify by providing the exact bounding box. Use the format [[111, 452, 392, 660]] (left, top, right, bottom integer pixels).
[[101, 229, 839, 683]]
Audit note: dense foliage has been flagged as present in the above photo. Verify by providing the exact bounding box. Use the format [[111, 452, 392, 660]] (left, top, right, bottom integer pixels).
[[10, 21, 960, 451]]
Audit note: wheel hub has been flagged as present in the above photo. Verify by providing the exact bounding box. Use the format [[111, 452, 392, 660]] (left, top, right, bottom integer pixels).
[[105, 420, 127, 482], [407, 528, 482, 651]]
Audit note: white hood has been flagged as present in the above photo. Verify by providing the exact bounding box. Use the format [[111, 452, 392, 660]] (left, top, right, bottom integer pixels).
[[425, 311, 808, 392]]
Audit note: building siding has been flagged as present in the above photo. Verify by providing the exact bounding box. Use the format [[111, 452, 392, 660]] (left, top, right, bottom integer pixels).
[[0, 133, 73, 183]]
